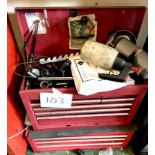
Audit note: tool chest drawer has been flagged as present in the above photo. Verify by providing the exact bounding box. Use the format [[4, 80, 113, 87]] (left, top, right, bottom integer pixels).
[[26, 125, 136, 152], [20, 82, 147, 130]]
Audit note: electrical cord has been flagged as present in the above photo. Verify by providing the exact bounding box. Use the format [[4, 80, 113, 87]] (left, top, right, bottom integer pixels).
[[13, 55, 49, 78], [8, 126, 29, 140]]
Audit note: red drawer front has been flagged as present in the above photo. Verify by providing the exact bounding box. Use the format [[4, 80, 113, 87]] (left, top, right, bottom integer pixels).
[[20, 83, 147, 130], [26, 126, 136, 152], [34, 97, 134, 126]]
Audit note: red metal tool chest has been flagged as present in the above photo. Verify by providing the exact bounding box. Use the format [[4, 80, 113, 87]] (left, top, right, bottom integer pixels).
[[17, 7, 147, 130], [14, 7, 147, 151], [26, 125, 136, 152]]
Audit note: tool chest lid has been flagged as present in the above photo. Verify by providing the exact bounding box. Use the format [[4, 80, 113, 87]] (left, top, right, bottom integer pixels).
[[15, 8, 146, 58]]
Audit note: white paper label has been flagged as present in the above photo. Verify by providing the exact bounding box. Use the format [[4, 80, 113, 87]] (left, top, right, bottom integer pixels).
[[25, 12, 47, 34], [40, 93, 73, 108]]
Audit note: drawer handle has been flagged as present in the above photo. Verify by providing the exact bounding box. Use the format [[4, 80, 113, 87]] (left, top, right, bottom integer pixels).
[[32, 103, 133, 110], [37, 113, 129, 120], [72, 98, 135, 103], [35, 135, 128, 141], [36, 138, 125, 144], [31, 97, 135, 107], [35, 108, 130, 116], [37, 142, 123, 148]]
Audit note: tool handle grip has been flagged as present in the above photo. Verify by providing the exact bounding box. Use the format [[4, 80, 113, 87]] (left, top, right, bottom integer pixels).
[[98, 66, 131, 82]]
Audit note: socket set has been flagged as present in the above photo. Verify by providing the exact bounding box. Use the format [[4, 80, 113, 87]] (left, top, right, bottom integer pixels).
[[25, 59, 75, 89]]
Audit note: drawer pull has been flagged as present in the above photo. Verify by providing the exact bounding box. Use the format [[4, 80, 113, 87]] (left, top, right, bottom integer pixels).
[[31, 97, 135, 107], [35, 108, 130, 116], [32, 103, 132, 110], [73, 98, 135, 103], [36, 138, 125, 144], [35, 135, 128, 141], [37, 142, 123, 148], [37, 113, 129, 120]]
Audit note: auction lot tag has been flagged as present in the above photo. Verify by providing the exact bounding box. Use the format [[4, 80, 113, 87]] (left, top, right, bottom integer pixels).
[[40, 93, 73, 108]]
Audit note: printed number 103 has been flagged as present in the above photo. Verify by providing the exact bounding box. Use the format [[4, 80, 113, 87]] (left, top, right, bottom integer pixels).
[[46, 97, 64, 104]]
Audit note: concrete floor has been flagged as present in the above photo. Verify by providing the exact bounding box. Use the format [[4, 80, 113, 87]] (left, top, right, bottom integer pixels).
[[26, 147, 134, 155]]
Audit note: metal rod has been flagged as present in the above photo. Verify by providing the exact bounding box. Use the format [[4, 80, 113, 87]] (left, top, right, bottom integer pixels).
[[31, 20, 39, 56], [37, 113, 129, 120], [35, 135, 128, 141], [31, 97, 135, 106], [37, 142, 123, 148], [71, 98, 134, 103], [36, 138, 125, 144], [38, 77, 73, 81], [35, 108, 131, 116], [32, 103, 133, 110]]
